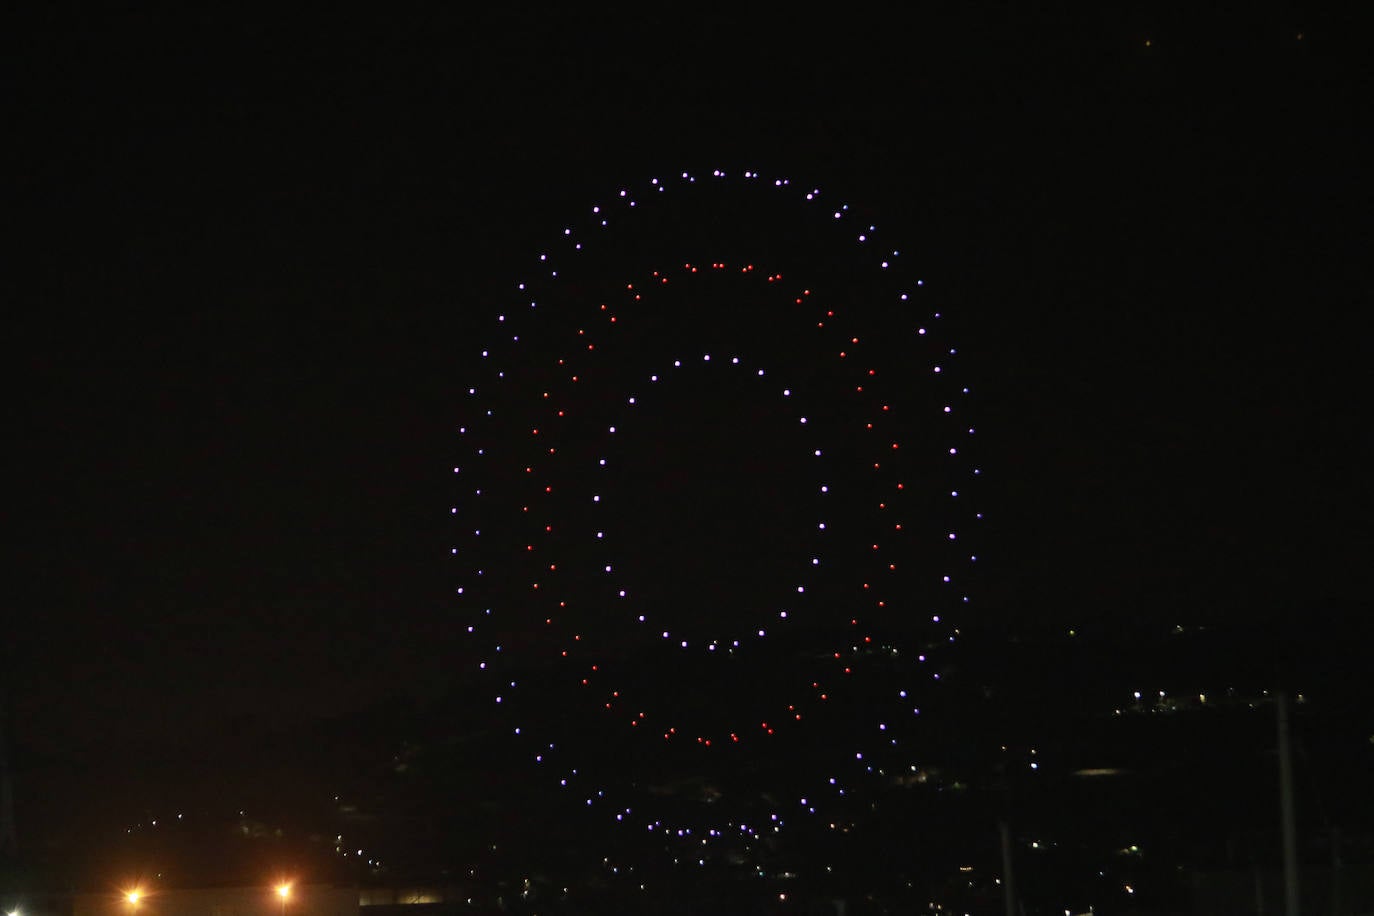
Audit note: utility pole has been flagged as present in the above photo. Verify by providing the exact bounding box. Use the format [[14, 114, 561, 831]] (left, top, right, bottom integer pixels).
[[999, 820, 1017, 916], [1277, 692, 1300, 916], [0, 682, 18, 859]]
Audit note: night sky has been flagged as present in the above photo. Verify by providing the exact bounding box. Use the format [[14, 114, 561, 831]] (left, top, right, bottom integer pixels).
[[9, 4, 1372, 883]]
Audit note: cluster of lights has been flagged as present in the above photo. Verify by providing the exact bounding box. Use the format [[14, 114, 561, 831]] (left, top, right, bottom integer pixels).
[[454, 168, 982, 846]]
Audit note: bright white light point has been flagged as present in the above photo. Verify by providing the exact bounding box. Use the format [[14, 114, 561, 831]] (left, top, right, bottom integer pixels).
[[593, 495, 600, 502], [948, 533, 956, 540], [596, 531, 604, 538], [605, 565, 613, 572], [663, 632, 670, 638], [811, 558, 819, 565], [599, 459, 607, 466], [951, 490, 959, 497], [618, 590, 626, 597], [779, 611, 788, 618], [820, 485, 829, 493], [731, 357, 739, 364], [933, 366, 941, 373], [703, 354, 710, 361], [818, 522, 826, 529], [918, 328, 926, 335], [628, 397, 636, 404], [783, 388, 791, 396], [758, 630, 765, 637], [813, 449, 821, 456], [673, 360, 681, 367], [651, 375, 658, 381], [800, 418, 808, 425], [638, 615, 645, 622], [797, 586, 805, 593], [681, 641, 688, 648], [757, 369, 765, 376]]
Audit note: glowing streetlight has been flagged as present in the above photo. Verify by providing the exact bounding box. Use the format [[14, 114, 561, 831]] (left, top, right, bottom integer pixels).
[[126, 891, 141, 906], [275, 884, 291, 916]]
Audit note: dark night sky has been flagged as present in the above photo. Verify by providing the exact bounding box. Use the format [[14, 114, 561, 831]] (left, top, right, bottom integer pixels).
[[8, 5, 1372, 865]]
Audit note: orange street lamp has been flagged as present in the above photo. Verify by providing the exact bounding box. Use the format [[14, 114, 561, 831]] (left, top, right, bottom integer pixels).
[[275, 884, 290, 916]]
